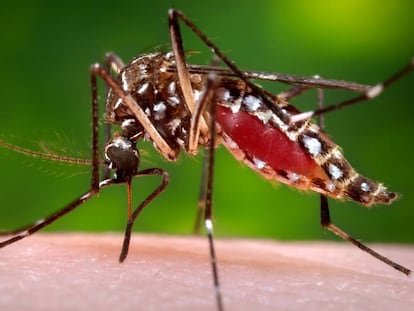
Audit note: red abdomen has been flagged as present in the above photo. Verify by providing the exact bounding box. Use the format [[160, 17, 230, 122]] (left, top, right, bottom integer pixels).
[[216, 105, 326, 179]]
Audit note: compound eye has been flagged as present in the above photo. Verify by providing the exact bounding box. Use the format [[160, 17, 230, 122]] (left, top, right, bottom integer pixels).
[[105, 136, 139, 172]]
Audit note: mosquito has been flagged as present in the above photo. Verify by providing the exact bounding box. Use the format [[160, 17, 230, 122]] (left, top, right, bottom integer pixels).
[[0, 9, 413, 311]]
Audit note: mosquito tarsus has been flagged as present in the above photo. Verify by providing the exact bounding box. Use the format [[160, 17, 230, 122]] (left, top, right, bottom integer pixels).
[[0, 9, 413, 311]]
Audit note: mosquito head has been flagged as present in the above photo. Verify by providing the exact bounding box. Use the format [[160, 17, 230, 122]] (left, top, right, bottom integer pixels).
[[105, 136, 139, 181]]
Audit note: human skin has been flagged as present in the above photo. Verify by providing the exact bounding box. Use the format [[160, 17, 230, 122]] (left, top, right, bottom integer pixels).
[[0, 234, 413, 311]]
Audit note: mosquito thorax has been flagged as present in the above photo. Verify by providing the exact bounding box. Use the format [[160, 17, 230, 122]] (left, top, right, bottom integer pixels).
[[105, 136, 139, 181], [105, 51, 198, 158]]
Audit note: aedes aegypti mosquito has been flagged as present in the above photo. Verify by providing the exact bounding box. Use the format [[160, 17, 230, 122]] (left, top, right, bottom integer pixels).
[[0, 9, 413, 311]]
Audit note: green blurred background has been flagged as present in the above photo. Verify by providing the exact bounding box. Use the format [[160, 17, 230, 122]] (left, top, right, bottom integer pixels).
[[0, 0, 413, 243]]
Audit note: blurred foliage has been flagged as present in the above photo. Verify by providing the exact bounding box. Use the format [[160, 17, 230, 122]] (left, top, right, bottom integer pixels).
[[0, 0, 413, 243]]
